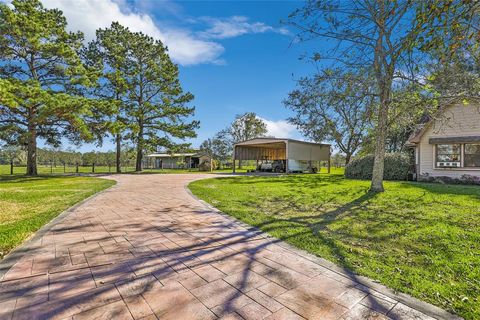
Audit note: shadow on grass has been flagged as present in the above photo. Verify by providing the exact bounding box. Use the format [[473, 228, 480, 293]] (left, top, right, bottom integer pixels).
[[209, 173, 347, 188], [0, 174, 471, 318], [192, 174, 478, 317], [0, 181, 428, 319], [397, 180, 480, 198]]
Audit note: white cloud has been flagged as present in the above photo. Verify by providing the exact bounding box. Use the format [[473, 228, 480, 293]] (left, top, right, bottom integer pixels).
[[41, 0, 224, 65], [259, 117, 299, 139], [161, 29, 225, 65], [4, 0, 289, 66], [199, 16, 289, 39]]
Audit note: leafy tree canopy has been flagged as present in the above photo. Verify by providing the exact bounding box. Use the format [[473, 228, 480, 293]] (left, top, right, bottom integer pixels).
[[0, 0, 101, 175], [284, 68, 373, 164], [229, 112, 267, 143]]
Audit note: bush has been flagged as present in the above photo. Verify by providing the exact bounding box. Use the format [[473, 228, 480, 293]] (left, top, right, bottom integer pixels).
[[460, 174, 480, 185], [345, 153, 410, 180], [418, 173, 480, 185]]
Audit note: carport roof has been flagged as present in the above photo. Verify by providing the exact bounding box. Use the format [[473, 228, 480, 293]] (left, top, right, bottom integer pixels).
[[234, 137, 330, 147]]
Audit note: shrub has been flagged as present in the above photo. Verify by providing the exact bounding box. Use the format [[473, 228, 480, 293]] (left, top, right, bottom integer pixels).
[[460, 174, 480, 185], [418, 173, 480, 185], [345, 153, 410, 180]]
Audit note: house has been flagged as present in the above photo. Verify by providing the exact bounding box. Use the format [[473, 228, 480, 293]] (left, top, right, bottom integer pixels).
[[145, 152, 211, 169], [406, 103, 480, 180], [233, 138, 331, 173]]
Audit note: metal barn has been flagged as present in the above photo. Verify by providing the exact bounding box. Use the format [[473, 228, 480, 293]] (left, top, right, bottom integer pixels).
[[233, 138, 331, 173], [145, 152, 211, 169]]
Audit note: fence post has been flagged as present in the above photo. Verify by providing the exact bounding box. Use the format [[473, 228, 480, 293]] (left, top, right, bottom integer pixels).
[[92, 163, 95, 173]]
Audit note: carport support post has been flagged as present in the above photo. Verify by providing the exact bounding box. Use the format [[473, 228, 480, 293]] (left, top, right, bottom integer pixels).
[[285, 141, 289, 174], [232, 146, 236, 173], [328, 147, 331, 173]]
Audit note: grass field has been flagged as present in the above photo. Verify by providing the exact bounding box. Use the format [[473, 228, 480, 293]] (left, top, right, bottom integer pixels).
[[0, 164, 250, 175], [0, 176, 115, 258], [0, 164, 277, 176], [0, 164, 137, 175], [189, 172, 480, 319]]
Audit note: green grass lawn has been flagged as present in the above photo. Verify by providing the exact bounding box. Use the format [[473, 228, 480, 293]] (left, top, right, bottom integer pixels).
[[189, 172, 480, 319], [0, 176, 115, 258]]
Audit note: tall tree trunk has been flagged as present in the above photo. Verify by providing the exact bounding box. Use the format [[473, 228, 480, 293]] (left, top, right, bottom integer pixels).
[[370, 97, 389, 192], [26, 118, 37, 176], [135, 146, 142, 171], [371, 7, 389, 193], [116, 133, 122, 173], [345, 153, 352, 165], [135, 128, 143, 172]]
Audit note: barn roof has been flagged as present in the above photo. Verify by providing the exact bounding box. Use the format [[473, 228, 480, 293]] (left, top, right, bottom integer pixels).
[[147, 152, 205, 158]]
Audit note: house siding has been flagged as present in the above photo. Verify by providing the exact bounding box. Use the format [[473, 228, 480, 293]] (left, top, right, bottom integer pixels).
[[417, 103, 480, 178]]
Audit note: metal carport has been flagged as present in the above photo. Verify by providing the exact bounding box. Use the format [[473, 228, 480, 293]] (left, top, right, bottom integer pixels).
[[233, 138, 331, 173]]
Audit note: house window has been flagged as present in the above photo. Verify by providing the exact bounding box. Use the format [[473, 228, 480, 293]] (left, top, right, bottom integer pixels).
[[464, 144, 480, 167], [435, 144, 461, 167]]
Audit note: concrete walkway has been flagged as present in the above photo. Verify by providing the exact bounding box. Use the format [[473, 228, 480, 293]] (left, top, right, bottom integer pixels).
[[0, 174, 458, 320]]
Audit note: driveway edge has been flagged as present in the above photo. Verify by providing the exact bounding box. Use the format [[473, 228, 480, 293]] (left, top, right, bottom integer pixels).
[[185, 180, 462, 320], [0, 180, 117, 280]]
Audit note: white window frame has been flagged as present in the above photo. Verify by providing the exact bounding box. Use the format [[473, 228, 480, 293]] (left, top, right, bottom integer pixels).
[[434, 144, 462, 168], [463, 143, 480, 168]]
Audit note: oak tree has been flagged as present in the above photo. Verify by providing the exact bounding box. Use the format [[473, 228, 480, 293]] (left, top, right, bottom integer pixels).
[[288, 1, 480, 191], [200, 129, 233, 165], [284, 69, 373, 164], [229, 112, 267, 143], [287, 0, 448, 192]]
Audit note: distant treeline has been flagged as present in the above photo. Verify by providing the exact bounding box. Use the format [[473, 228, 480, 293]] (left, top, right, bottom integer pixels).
[[0, 147, 136, 167]]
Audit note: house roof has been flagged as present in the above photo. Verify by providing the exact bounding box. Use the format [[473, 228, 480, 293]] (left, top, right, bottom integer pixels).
[[406, 104, 451, 145], [406, 100, 480, 146], [406, 122, 432, 145]]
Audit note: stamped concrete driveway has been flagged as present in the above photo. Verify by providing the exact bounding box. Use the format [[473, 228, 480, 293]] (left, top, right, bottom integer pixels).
[[0, 174, 458, 320]]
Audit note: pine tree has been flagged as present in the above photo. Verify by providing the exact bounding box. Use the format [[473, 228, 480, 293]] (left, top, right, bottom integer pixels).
[[124, 31, 199, 171], [86, 22, 131, 173], [0, 0, 97, 175]]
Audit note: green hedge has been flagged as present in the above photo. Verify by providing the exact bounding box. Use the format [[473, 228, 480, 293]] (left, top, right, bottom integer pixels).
[[345, 153, 410, 180]]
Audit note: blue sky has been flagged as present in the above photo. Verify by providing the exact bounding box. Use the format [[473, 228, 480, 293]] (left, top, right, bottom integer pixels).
[[35, 0, 318, 152]]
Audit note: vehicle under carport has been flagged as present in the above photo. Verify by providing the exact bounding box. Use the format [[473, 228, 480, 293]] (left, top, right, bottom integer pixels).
[[233, 138, 331, 173]]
